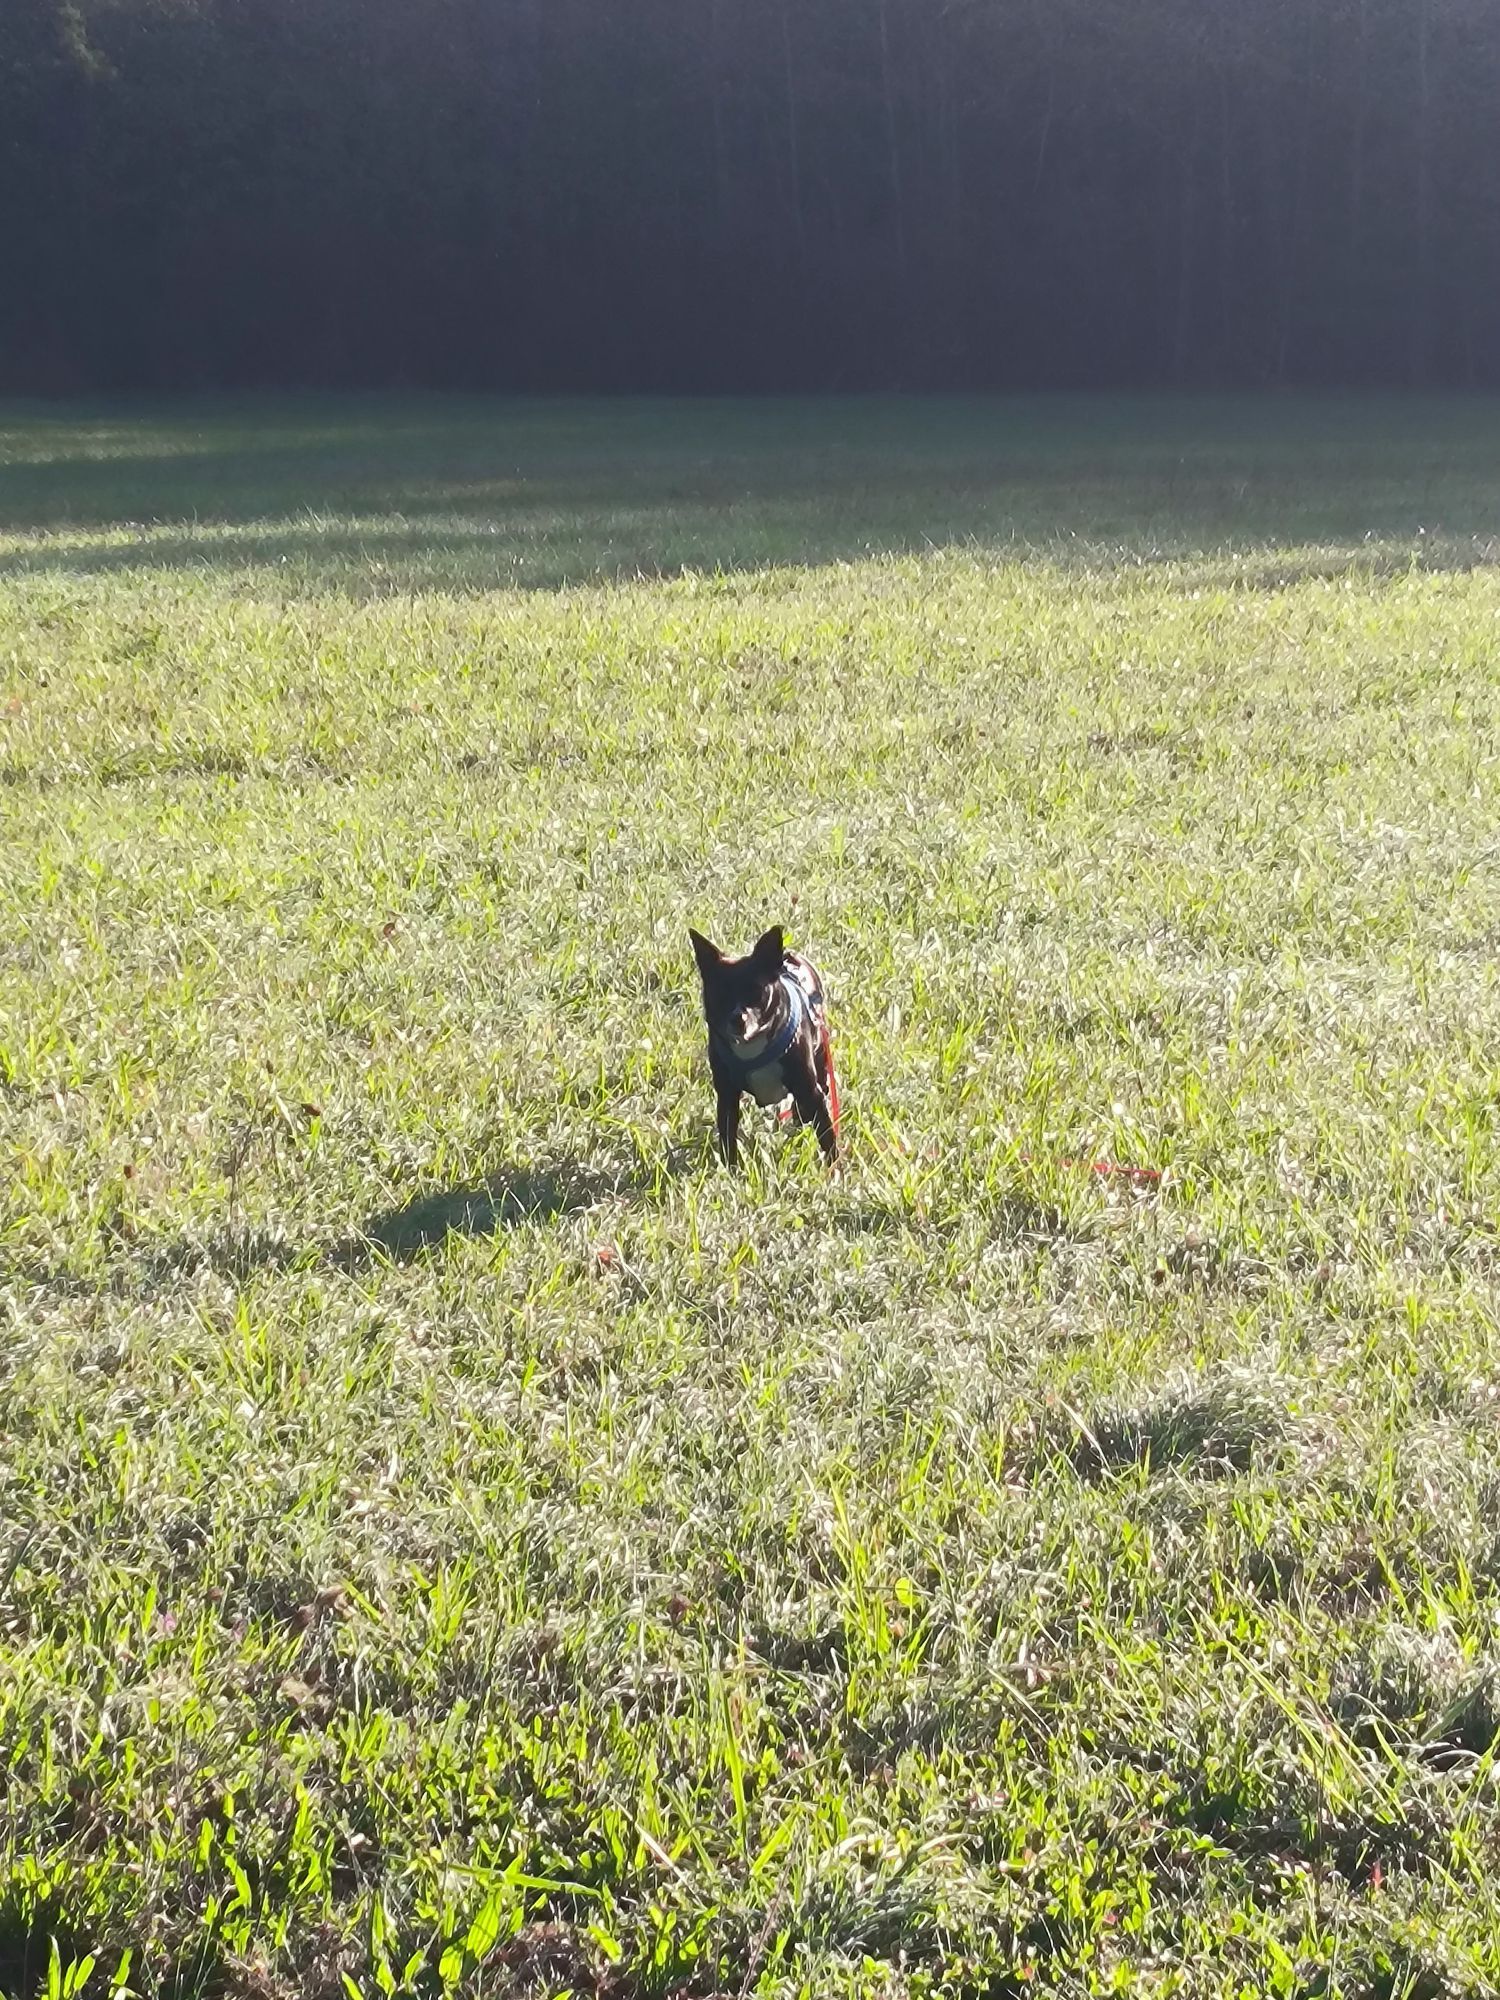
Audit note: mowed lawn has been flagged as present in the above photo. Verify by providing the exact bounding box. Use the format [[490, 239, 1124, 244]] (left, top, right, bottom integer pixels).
[[4, 397, 1500, 2000]]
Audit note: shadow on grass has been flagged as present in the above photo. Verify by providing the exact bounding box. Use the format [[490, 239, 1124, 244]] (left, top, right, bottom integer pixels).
[[0, 1900, 54, 2000], [0, 1896, 224, 2000], [0, 1159, 1101, 1307], [0, 1150, 693, 1303], [4, 496, 1497, 603], [144, 1151, 695, 1281], [0, 1894, 638, 2000], [334, 1151, 687, 1267], [3, 394, 1500, 595], [1058, 1368, 1293, 1482]]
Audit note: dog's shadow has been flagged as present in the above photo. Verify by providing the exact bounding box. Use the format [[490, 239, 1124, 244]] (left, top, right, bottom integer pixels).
[[83, 1150, 697, 1294], [330, 1148, 694, 1269]]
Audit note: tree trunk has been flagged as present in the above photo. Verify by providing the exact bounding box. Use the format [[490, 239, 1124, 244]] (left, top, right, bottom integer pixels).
[[780, 0, 807, 266], [1173, 94, 1203, 384], [1413, 0, 1434, 384], [875, 0, 909, 282], [1274, 1, 1317, 384]]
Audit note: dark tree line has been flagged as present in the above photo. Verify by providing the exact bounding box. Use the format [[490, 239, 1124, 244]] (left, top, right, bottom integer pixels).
[[3, 0, 1498, 393]]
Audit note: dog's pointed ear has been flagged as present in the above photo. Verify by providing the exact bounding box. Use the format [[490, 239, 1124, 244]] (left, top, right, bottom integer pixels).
[[750, 925, 786, 972], [689, 928, 723, 977]]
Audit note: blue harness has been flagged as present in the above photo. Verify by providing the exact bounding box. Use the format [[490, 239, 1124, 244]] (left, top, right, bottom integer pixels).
[[711, 971, 809, 1086]]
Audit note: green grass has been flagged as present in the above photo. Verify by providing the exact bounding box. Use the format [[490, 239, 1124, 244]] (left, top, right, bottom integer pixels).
[[3, 393, 1500, 2000]]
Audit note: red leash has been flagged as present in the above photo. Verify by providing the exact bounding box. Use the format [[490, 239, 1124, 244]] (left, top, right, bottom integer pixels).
[[775, 1017, 841, 1134]]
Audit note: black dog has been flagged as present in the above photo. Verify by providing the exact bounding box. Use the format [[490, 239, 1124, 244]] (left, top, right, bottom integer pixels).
[[689, 925, 840, 1167]]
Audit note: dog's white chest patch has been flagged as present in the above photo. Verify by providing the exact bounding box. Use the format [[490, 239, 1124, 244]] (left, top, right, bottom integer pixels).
[[744, 1061, 789, 1107]]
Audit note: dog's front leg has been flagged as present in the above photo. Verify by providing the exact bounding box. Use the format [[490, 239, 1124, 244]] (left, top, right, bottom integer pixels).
[[715, 1084, 742, 1166], [790, 1075, 838, 1166]]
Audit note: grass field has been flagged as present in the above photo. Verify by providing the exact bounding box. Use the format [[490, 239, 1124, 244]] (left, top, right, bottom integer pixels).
[[4, 395, 1500, 2000]]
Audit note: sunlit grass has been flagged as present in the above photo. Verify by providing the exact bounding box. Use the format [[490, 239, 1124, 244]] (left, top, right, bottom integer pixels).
[[3, 396, 1500, 1998]]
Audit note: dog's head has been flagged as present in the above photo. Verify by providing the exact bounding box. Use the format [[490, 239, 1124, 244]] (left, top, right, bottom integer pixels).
[[689, 925, 787, 1049]]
